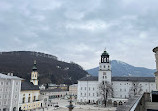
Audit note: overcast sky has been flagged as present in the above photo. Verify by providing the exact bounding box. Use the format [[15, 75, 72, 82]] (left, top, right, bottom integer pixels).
[[0, 0, 158, 70]]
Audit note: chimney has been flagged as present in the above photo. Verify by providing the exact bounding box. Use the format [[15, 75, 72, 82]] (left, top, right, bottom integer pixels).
[[7, 73, 10, 76]]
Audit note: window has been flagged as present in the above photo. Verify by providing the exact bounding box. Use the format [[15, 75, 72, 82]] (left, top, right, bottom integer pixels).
[[120, 95, 122, 98], [120, 89, 122, 91], [85, 87, 86, 90], [4, 95, 7, 99], [93, 93, 94, 96], [33, 96, 36, 102], [81, 87, 82, 90], [28, 97, 31, 102], [102, 81, 104, 85], [93, 88, 94, 90], [85, 93, 86, 96], [89, 93, 90, 96], [124, 89, 126, 91], [22, 97, 25, 103], [81, 93, 82, 96], [6, 82, 8, 85], [104, 65, 106, 68], [103, 76, 104, 79], [89, 87, 90, 90], [3, 101, 7, 105], [15, 95, 17, 99], [1, 82, 3, 85], [103, 72, 106, 75], [16, 82, 18, 85]]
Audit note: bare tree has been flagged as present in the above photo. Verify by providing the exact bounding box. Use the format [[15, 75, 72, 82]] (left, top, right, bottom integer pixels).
[[99, 81, 113, 107], [129, 82, 143, 98]]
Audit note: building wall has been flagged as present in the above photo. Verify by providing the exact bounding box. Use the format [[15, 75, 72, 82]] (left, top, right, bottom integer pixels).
[[69, 84, 78, 96], [77, 81, 99, 103], [0, 78, 21, 111], [98, 62, 111, 84], [112, 81, 156, 99], [77, 80, 156, 104], [19, 90, 42, 110], [41, 91, 68, 99]]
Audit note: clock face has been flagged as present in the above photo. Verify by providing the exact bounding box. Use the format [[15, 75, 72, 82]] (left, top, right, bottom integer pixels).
[[103, 72, 106, 75]]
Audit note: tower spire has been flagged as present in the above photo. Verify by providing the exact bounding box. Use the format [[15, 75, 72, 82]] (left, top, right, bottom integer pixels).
[[30, 60, 38, 85]]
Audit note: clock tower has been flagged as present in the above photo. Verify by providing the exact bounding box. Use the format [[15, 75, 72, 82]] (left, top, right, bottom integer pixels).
[[98, 49, 112, 84], [30, 60, 39, 85]]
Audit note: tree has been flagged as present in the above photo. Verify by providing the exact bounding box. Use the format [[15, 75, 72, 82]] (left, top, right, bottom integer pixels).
[[128, 82, 143, 98], [99, 81, 113, 107]]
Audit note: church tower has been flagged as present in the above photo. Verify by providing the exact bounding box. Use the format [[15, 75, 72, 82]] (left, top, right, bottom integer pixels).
[[98, 49, 112, 84], [30, 60, 39, 85]]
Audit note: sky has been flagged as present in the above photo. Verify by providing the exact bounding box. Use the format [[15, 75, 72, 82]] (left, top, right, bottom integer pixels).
[[0, 0, 158, 70]]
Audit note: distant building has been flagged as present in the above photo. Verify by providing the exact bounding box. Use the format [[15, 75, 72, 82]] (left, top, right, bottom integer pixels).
[[0, 73, 22, 111], [19, 61, 42, 111], [39, 84, 46, 90], [77, 49, 156, 106], [69, 84, 78, 96], [40, 88, 68, 99], [47, 84, 68, 91]]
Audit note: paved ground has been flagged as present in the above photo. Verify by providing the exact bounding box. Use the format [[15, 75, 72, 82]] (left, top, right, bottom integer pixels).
[[42, 98, 116, 111]]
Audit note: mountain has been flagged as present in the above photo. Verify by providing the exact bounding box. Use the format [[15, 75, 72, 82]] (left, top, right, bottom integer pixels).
[[0, 51, 88, 85], [87, 60, 156, 77]]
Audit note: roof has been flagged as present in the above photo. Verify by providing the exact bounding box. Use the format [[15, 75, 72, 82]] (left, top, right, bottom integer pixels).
[[153, 46, 158, 53], [0, 73, 22, 80], [101, 50, 109, 56], [78, 76, 155, 82], [112, 77, 155, 82], [21, 81, 40, 91], [78, 76, 98, 81], [40, 88, 66, 92]]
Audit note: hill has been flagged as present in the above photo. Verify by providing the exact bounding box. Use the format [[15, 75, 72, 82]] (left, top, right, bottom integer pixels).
[[87, 60, 156, 77], [0, 51, 88, 85]]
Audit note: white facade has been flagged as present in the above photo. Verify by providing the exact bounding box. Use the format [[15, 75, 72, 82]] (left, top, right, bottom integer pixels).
[[78, 80, 99, 103], [0, 73, 22, 111], [112, 81, 156, 99], [77, 50, 156, 105]]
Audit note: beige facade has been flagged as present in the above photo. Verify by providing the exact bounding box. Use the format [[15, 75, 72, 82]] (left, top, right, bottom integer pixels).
[[69, 84, 78, 96], [153, 46, 158, 90], [19, 90, 42, 110]]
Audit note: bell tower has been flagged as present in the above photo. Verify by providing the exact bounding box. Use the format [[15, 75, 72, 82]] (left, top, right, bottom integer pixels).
[[98, 49, 112, 84], [30, 60, 39, 85]]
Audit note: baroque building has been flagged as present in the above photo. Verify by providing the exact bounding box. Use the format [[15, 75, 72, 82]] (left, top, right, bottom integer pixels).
[[19, 61, 42, 111], [77, 49, 156, 106]]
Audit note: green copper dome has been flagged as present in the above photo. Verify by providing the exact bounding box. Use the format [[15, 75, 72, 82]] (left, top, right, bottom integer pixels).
[[32, 60, 37, 71], [101, 50, 109, 56]]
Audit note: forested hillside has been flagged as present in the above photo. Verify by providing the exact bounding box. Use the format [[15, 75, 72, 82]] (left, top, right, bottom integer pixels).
[[0, 51, 88, 85]]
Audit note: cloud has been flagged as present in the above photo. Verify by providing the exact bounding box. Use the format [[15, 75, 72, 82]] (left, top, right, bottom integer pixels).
[[0, 0, 158, 69]]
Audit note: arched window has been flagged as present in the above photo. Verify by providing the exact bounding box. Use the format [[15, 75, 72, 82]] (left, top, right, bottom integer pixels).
[[33, 96, 36, 102], [22, 97, 25, 103], [28, 97, 31, 102]]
